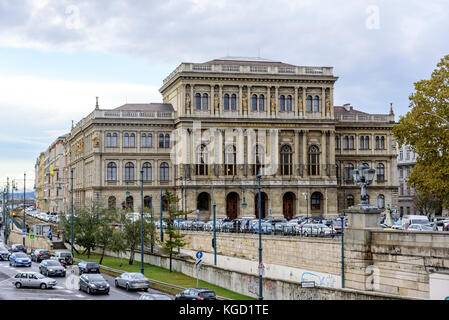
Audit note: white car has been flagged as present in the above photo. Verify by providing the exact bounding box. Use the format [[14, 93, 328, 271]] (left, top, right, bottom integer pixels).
[[12, 271, 57, 289], [407, 224, 433, 231], [299, 223, 335, 237]]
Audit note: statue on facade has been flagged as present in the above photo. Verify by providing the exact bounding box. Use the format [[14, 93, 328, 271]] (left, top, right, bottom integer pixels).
[[270, 94, 276, 111], [185, 93, 191, 110], [92, 132, 100, 148], [214, 93, 219, 110], [326, 98, 331, 115], [298, 96, 304, 113], [242, 93, 248, 111]]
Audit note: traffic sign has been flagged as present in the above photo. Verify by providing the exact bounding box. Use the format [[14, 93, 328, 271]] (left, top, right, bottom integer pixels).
[[301, 281, 316, 288], [8, 219, 11, 224], [29, 233, 36, 240], [258, 262, 265, 276], [22, 228, 27, 234], [195, 259, 203, 267], [195, 251, 203, 259]]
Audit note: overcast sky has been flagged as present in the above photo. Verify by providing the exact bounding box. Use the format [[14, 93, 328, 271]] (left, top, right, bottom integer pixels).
[[1, 0, 448, 191]]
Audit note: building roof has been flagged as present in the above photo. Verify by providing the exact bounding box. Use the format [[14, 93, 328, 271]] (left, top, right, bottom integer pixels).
[[113, 103, 174, 112], [203, 56, 296, 68], [334, 105, 368, 115]]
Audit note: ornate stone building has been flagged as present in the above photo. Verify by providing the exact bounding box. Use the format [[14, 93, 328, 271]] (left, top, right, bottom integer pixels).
[[61, 57, 397, 219]]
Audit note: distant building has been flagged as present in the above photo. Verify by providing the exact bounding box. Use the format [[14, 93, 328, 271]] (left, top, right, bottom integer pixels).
[[396, 144, 417, 216]]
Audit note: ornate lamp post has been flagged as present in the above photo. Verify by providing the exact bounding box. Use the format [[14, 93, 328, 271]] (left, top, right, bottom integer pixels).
[[351, 163, 376, 206], [423, 112, 449, 125]]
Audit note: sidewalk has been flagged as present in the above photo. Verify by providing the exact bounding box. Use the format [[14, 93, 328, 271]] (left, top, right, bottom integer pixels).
[[180, 248, 342, 289]]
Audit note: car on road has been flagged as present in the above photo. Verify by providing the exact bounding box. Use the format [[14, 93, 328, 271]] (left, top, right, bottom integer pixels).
[[77, 261, 101, 274], [300, 223, 335, 237], [9, 252, 32, 267], [175, 288, 217, 300], [407, 224, 434, 231], [51, 251, 74, 266], [79, 273, 110, 295], [0, 246, 9, 261], [31, 249, 52, 262], [114, 272, 150, 291], [12, 271, 57, 289], [8, 244, 27, 254], [139, 293, 173, 300], [39, 259, 66, 277]]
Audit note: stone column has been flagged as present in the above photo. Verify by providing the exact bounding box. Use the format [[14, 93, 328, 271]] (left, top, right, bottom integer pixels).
[[329, 130, 336, 177], [302, 87, 307, 118], [274, 86, 279, 118], [330, 87, 335, 119], [294, 130, 300, 176], [294, 86, 299, 117], [321, 87, 325, 118], [247, 86, 252, 117], [321, 130, 327, 177], [218, 85, 223, 116], [266, 86, 271, 117], [190, 85, 194, 115], [302, 130, 308, 177], [210, 85, 214, 116], [239, 85, 243, 116], [237, 128, 245, 176]]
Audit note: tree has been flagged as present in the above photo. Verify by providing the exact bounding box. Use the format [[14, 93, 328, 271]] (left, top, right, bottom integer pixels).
[[74, 208, 100, 258], [413, 193, 441, 218], [392, 54, 449, 208], [159, 191, 192, 272], [94, 209, 116, 265], [122, 208, 154, 265], [110, 228, 127, 267]]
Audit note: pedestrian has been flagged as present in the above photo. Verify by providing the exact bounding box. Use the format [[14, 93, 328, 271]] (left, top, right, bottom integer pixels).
[[57, 230, 61, 240], [49, 228, 53, 241], [433, 218, 438, 231]]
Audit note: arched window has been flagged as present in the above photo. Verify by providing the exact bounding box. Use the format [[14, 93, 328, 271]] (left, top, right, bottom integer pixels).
[[258, 95, 264, 112], [344, 163, 354, 181], [202, 93, 208, 110], [349, 136, 355, 150], [346, 194, 354, 208], [164, 134, 170, 148], [280, 145, 293, 176], [196, 144, 208, 176], [380, 136, 385, 149], [197, 193, 210, 211], [195, 93, 201, 110], [107, 162, 117, 181], [308, 145, 320, 176], [112, 133, 118, 147], [313, 96, 320, 112], [124, 133, 129, 147], [141, 133, 147, 147], [106, 133, 111, 147], [344, 136, 349, 150], [365, 136, 370, 149], [231, 94, 237, 111], [375, 136, 380, 149], [279, 95, 285, 112], [252, 94, 257, 111], [253, 144, 264, 175], [142, 162, 152, 181], [377, 163, 385, 182], [360, 136, 365, 150], [144, 196, 151, 209], [225, 145, 236, 176], [125, 196, 134, 211], [224, 94, 229, 110], [125, 162, 134, 181], [159, 134, 164, 148], [335, 135, 340, 149], [311, 192, 322, 210], [306, 96, 313, 112], [160, 162, 169, 181], [147, 133, 153, 148], [108, 196, 116, 210], [377, 194, 385, 209], [128, 133, 135, 147], [286, 95, 292, 112]]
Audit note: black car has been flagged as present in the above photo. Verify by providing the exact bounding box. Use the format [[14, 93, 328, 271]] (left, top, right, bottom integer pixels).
[[0, 246, 9, 261], [31, 249, 52, 262], [77, 261, 101, 274], [51, 251, 74, 266], [39, 259, 66, 277], [9, 244, 27, 254], [175, 288, 217, 300], [79, 274, 109, 295]]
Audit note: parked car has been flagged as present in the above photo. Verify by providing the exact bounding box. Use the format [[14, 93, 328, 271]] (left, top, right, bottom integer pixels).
[[51, 251, 74, 266], [407, 224, 434, 231], [180, 220, 194, 230], [79, 273, 109, 294], [273, 219, 288, 234], [173, 218, 185, 229], [191, 219, 206, 231], [39, 259, 66, 277], [300, 223, 335, 237], [12, 272, 57, 289], [250, 220, 273, 234], [221, 221, 236, 233], [175, 288, 217, 300], [77, 261, 101, 274], [31, 249, 52, 262], [402, 215, 430, 229], [0, 246, 10, 261], [9, 252, 32, 267], [8, 244, 27, 254], [139, 293, 173, 300], [114, 272, 150, 291]]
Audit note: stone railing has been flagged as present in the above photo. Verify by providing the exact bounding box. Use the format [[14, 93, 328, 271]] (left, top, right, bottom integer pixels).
[[163, 63, 334, 84], [335, 113, 395, 123]]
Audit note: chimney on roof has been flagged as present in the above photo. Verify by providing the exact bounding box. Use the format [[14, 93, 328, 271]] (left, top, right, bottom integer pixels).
[[95, 96, 99, 110], [343, 103, 352, 112], [390, 102, 394, 115]]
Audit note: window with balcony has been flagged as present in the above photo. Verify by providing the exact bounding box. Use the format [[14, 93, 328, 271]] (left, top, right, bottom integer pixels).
[[196, 144, 208, 176], [376, 163, 385, 182], [225, 145, 236, 176], [259, 95, 264, 111], [308, 145, 320, 176], [306, 96, 312, 112], [252, 94, 257, 111], [142, 162, 152, 181], [280, 145, 293, 176], [231, 94, 237, 111], [125, 162, 134, 182], [160, 162, 169, 181], [107, 162, 117, 181], [344, 163, 354, 182], [224, 94, 229, 111]]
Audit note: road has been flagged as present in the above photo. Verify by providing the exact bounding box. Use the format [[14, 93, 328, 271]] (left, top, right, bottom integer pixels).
[[0, 233, 172, 300]]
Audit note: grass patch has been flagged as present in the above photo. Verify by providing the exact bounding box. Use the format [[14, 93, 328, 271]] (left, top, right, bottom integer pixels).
[[74, 252, 254, 300]]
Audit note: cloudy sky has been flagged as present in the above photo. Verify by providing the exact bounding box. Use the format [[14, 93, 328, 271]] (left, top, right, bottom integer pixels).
[[0, 0, 448, 191]]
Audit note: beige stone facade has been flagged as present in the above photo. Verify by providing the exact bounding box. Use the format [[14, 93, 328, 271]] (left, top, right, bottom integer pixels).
[[57, 57, 397, 219]]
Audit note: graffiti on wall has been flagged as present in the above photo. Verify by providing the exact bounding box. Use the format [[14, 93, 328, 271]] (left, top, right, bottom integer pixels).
[[300, 272, 337, 288], [247, 275, 277, 297]]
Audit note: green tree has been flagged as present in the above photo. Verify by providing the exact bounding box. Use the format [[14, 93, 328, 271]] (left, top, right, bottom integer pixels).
[[110, 228, 127, 267], [74, 207, 100, 258], [392, 54, 449, 208], [122, 208, 154, 265], [94, 208, 116, 265], [159, 191, 192, 272], [413, 193, 441, 218]]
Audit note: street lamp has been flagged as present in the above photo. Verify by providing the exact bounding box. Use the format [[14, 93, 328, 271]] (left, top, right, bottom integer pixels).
[[351, 163, 376, 206], [140, 169, 144, 275], [423, 112, 449, 125], [302, 192, 309, 218], [211, 185, 217, 266], [257, 171, 263, 301], [70, 169, 74, 257]]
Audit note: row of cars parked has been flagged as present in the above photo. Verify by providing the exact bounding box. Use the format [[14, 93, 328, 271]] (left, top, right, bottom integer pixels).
[[25, 207, 60, 224], [156, 216, 347, 238], [380, 215, 449, 231]]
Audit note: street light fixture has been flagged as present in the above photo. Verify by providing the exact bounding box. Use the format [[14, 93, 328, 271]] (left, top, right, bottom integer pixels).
[[351, 163, 376, 206], [257, 171, 263, 301], [423, 112, 449, 125], [140, 169, 144, 275]]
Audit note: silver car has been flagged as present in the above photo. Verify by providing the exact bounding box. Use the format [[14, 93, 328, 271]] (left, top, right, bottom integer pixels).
[[12, 271, 57, 289], [115, 272, 150, 291], [299, 223, 335, 237]]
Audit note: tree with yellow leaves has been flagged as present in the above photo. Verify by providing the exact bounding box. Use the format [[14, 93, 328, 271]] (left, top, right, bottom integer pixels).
[[393, 54, 449, 209]]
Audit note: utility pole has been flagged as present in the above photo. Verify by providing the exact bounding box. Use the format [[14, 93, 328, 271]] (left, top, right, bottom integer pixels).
[[160, 188, 163, 242], [23, 173, 26, 244]]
